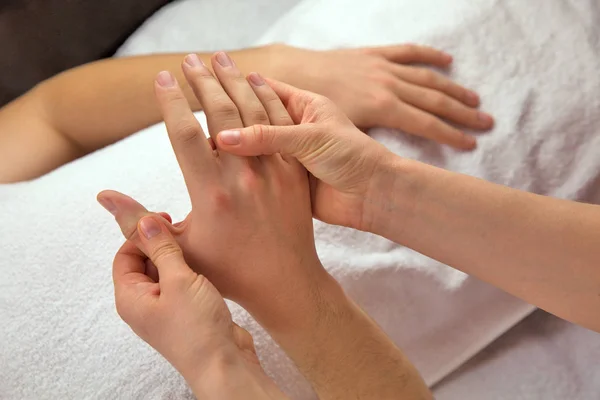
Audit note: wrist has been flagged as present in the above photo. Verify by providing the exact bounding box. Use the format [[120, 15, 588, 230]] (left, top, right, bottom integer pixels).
[[360, 152, 422, 239], [185, 344, 285, 399], [242, 261, 341, 334]]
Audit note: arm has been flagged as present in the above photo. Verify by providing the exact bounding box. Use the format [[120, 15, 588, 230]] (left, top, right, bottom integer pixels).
[[219, 80, 600, 332], [255, 272, 431, 400], [365, 156, 600, 331], [108, 212, 289, 399], [0, 46, 281, 182], [100, 54, 432, 399], [0, 43, 491, 183]]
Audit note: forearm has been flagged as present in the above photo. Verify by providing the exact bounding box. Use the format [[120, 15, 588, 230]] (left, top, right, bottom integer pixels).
[[367, 155, 600, 331], [249, 272, 431, 400], [185, 345, 289, 400], [0, 44, 286, 182]]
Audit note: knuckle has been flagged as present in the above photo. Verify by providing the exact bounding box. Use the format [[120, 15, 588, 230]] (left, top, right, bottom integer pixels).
[[211, 97, 241, 121], [375, 92, 396, 110], [429, 93, 448, 109], [375, 73, 397, 88], [247, 107, 270, 125], [172, 122, 201, 144], [402, 43, 419, 55], [210, 187, 233, 212], [271, 114, 294, 126], [166, 90, 187, 104], [149, 242, 182, 265], [251, 124, 271, 145], [419, 70, 438, 84], [239, 167, 262, 192], [418, 116, 440, 132]]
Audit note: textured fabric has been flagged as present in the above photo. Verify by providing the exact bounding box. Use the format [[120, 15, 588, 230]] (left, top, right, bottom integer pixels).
[[1, 0, 600, 399], [434, 310, 600, 400]]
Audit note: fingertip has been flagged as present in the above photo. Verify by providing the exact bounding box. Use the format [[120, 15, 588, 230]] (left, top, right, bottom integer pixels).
[[461, 135, 478, 150], [442, 53, 453, 65], [156, 71, 177, 89], [478, 112, 495, 129], [218, 130, 241, 146], [138, 216, 163, 241], [157, 212, 172, 224], [465, 91, 481, 107]]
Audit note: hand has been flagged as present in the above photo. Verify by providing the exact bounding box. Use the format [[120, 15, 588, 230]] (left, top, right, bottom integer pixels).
[[215, 79, 397, 231], [274, 44, 494, 149], [98, 52, 329, 326], [109, 213, 287, 399]]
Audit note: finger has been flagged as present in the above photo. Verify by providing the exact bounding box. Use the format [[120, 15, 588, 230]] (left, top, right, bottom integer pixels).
[[136, 215, 193, 288], [394, 81, 494, 130], [154, 70, 215, 191], [368, 44, 453, 67], [145, 259, 160, 283], [113, 240, 155, 286], [218, 123, 317, 158], [264, 78, 351, 128], [113, 241, 159, 322], [391, 64, 481, 107], [97, 190, 177, 240], [247, 73, 294, 127], [158, 212, 172, 224], [392, 102, 477, 150], [180, 53, 244, 143], [247, 72, 295, 164], [209, 53, 271, 127]]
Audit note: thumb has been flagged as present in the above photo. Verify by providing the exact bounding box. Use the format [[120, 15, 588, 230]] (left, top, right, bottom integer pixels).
[[217, 124, 322, 159], [136, 215, 190, 284], [97, 190, 175, 240]]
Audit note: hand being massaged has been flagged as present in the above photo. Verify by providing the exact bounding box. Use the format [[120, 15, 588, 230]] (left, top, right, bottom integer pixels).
[[98, 53, 432, 400]]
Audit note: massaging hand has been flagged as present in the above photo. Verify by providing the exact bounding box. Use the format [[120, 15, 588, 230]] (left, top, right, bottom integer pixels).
[[109, 214, 288, 399], [98, 52, 327, 322], [99, 53, 432, 400], [216, 79, 397, 231], [279, 44, 494, 149]]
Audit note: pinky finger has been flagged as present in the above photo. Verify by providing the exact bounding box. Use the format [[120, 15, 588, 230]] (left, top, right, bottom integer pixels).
[[394, 103, 477, 150]]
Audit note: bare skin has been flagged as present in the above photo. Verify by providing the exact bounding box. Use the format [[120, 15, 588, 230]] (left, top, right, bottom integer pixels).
[[100, 52, 432, 399], [218, 79, 600, 333], [0, 43, 493, 183]]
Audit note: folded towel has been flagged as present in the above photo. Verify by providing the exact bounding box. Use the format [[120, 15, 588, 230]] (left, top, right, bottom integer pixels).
[[1, 0, 599, 399]]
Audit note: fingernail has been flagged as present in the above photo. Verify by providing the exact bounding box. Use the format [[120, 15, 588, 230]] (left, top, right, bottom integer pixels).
[[184, 53, 204, 68], [478, 112, 494, 126], [219, 130, 241, 145], [139, 217, 162, 240], [156, 71, 176, 88], [248, 72, 265, 86], [98, 198, 118, 216], [464, 135, 477, 148], [466, 91, 479, 105], [215, 52, 233, 68], [443, 53, 453, 63]]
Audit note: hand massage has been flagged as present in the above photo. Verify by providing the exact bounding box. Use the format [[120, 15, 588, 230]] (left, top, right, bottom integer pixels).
[[1, 0, 599, 399]]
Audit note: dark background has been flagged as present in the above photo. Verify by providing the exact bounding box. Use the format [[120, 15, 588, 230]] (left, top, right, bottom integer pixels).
[[0, 0, 174, 106]]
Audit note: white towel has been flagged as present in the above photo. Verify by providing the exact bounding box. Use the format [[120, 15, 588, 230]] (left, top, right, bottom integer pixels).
[[1, 0, 599, 399]]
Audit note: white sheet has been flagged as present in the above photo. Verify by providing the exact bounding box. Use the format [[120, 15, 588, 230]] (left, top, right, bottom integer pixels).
[[2, 0, 600, 399]]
